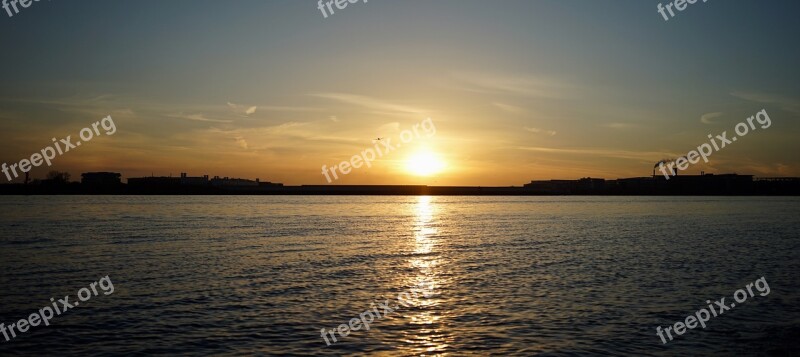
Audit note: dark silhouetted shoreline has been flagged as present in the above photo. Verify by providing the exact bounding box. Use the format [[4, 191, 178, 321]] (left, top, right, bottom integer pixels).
[[1, 172, 799, 195]]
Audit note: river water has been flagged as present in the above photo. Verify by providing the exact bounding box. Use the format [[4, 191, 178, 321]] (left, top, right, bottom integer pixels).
[[0, 196, 798, 356]]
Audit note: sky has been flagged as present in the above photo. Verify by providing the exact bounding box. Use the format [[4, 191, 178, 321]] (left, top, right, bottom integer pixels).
[[0, 0, 798, 185]]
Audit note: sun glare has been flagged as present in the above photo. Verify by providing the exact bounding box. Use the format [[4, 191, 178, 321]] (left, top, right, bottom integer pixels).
[[405, 151, 445, 176]]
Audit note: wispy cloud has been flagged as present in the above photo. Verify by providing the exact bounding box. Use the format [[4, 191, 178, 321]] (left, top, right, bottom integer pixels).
[[731, 91, 800, 115], [167, 113, 233, 123], [449, 72, 569, 99], [700, 112, 723, 124], [524, 127, 557, 136], [234, 136, 249, 149], [602, 122, 637, 129], [377, 122, 401, 133], [517, 146, 678, 162], [257, 105, 321, 112], [493, 102, 526, 114], [312, 93, 428, 116], [227, 102, 257, 116]]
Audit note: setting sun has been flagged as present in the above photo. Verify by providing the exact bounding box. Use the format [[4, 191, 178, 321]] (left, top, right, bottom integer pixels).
[[405, 151, 446, 176]]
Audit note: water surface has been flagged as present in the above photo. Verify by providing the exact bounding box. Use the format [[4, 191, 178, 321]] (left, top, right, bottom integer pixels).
[[0, 196, 798, 356]]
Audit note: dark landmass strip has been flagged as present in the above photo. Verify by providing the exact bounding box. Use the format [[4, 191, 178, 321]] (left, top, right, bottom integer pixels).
[[1, 172, 799, 195]]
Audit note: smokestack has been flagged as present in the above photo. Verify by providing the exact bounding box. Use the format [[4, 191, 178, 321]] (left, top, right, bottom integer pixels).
[[654, 159, 669, 178]]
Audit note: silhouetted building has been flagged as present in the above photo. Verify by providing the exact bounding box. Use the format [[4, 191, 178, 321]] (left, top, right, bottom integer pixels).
[[754, 177, 800, 195], [663, 173, 754, 194], [81, 172, 122, 186], [524, 177, 606, 194], [524, 174, 761, 195], [210, 176, 259, 187], [608, 177, 658, 194], [124, 172, 283, 193], [180, 173, 209, 186], [127, 176, 181, 188]]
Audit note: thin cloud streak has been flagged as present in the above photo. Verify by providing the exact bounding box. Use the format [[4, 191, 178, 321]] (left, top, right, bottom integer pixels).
[[167, 113, 233, 123], [602, 122, 638, 129], [524, 127, 557, 136], [518, 146, 679, 162], [493, 102, 526, 114], [701, 112, 723, 124], [731, 91, 800, 115], [227, 102, 257, 116], [312, 93, 428, 116], [448, 72, 570, 99]]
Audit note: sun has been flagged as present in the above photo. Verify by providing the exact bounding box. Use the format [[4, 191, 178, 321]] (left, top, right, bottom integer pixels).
[[405, 150, 445, 176]]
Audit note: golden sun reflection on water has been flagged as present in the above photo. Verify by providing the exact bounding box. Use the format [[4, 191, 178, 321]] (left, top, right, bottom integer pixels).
[[401, 196, 451, 354], [410, 196, 437, 292]]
